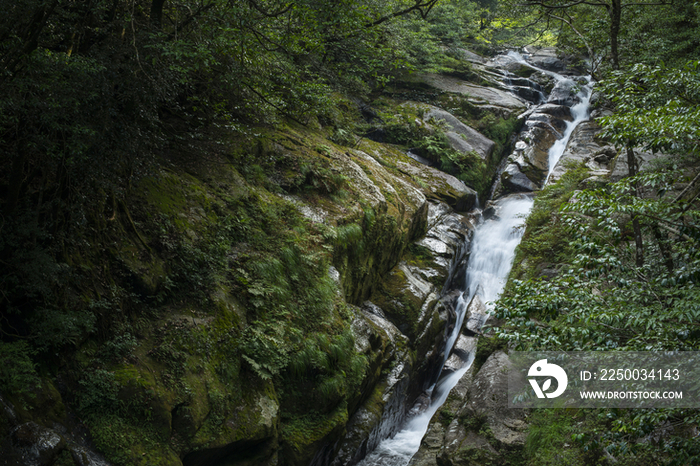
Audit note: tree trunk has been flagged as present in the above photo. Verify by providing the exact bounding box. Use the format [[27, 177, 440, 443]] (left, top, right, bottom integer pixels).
[[652, 225, 674, 273], [609, 0, 621, 69], [626, 145, 644, 267], [151, 0, 166, 28]]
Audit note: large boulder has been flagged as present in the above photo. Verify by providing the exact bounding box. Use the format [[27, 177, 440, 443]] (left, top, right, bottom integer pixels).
[[395, 161, 478, 213], [7, 422, 66, 466], [526, 47, 566, 73], [325, 304, 414, 466], [420, 105, 496, 160], [410, 351, 527, 466], [500, 163, 539, 193], [418, 74, 528, 112]]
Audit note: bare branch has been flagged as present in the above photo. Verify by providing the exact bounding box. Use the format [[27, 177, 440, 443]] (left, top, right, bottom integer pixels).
[[366, 0, 440, 28], [549, 12, 595, 64], [244, 0, 294, 18], [673, 171, 700, 203], [518, 0, 609, 9], [620, 1, 672, 7]]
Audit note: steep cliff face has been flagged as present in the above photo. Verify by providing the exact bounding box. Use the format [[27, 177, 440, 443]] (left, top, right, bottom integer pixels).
[[406, 47, 600, 466], [0, 47, 528, 466]]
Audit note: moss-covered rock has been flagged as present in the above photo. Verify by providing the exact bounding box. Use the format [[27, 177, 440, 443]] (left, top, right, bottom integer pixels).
[[2, 44, 531, 466]]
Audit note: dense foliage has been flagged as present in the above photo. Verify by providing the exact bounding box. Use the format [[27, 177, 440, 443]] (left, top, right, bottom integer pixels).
[[494, 55, 700, 464], [1, 0, 700, 464], [0, 0, 484, 353], [495, 0, 700, 74], [0, 1, 492, 464]]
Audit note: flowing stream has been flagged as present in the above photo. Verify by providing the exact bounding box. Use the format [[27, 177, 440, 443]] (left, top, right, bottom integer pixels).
[[356, 51, 593, 466], [546, 82, 593, 180], [356, 196, 532, 466]]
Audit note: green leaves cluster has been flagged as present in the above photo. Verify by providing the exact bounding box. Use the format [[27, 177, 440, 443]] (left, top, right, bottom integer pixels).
[[598, 60, 700, 156], [496, 170, 700, 351], [494, 166, 700, 463]]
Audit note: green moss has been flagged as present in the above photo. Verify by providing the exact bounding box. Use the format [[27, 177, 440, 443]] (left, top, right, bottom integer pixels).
[[454, 446, 500, 465], [370, 267, 424, 339], [87, 414, 181, 466], [508, 162, 591, 282], [189, 378, 278, 452], [8, 90, 491, 466], [524, 409, 588, 466], [280, 402, 348, 465], [7, 377, 67, 427], [54, 450, 78, 466], [472, 336, 507, 374], [438, 407, 456, 428]]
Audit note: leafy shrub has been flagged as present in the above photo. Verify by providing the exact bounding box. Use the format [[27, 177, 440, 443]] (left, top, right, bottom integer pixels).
[[0, 341, 40, 396]]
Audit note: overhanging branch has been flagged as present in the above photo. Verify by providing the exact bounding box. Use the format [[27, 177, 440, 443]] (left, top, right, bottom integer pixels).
[[366, 0, 440, 28]]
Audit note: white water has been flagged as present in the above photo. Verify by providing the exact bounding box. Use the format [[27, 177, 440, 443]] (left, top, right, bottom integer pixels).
[[546, 81, 593, 180], [356, 51, 590, 466], [506, 51, 593, 179], [506, 51, 564, 81], [356, 197, 532, 466], [465, 197, 534, 305]]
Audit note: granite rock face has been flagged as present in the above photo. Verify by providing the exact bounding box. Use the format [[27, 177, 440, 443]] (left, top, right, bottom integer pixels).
[[418, 74, 528, 112], [420, 105, 496, 160], [409, 352, 528, 466], [326, 201, 478, 466]]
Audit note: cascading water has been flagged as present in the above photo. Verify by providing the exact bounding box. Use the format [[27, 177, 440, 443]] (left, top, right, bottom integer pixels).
[[505, 51, 594, 180], [356, 197, 532, 466], [465, 197, 534, 304], [546, 80, 592, 180], [355, 51, 592, 466]]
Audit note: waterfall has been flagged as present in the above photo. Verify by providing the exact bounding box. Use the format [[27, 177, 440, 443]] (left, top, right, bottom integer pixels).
[[546, 79, 593, 180], [465, 196, 534, 304], [355, 51, 591, 466], [356, 197, 532, 466], [506, 50, 593, 182]]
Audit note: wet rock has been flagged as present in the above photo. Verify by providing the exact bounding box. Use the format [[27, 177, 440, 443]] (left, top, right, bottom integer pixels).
[[411, 352, 527, 466], [66, 445, 112, 466], [481, 205, 496, 220], [509, 85, 546, 104], [443, 335, 476, 375], [408, 359, 478, 466], [486, 54, 535, 78], [529, 71, 556, 94], [10, 422, 66, 466], [501, 164, 539, 193], [547, 78, 580, 107], [464, 293, 488, 335], [519, 126, 557, 171], [418, 74, 528, 110], [415, 202, 474, 291], [546, 120, 606, 184], [328, 303, 413, 466], [462, 352, 527, 447], [526, 112, 567, 134], [527, 47, 566, 72], [329, 353, 412, 466], [331, 197, 474, 466], [536, 103, 573, 121]]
